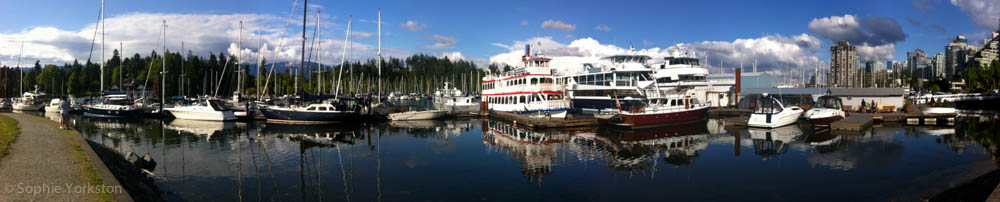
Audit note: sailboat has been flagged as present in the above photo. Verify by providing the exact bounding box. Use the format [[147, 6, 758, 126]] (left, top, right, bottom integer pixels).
[[82, 0, 141, 117], [11, 42, 48, 111], [259, 2, 362, 124]]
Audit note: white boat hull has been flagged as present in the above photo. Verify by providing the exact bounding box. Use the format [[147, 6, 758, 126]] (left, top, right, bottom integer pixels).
[[12, 103, 43, 111], [166, 108, 236, 121], [748, 108, 804, 128], [389, 110, 447, 121], [921, 107, 956, 115]]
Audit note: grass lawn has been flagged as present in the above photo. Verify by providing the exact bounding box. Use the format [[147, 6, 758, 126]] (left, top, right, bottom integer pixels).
[[0, 114, 19, 159]]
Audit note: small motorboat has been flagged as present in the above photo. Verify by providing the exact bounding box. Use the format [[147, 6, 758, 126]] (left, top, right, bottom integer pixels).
[[0, 98, 12, 110], [804, 95, 845, 126], [748, 93, 804, 128], [164, 99, 237, 121], [44, 98, 64, 113], [389, 109, 447, 121]]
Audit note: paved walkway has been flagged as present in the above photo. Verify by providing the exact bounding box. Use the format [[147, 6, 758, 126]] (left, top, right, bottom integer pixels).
[[0, 113, 103, 201]]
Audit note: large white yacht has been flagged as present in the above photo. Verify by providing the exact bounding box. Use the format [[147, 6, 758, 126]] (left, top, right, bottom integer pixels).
[[561, 54, 656, 112], [164, 99, 237, 121], [652, 55, 733, 108], [481, 44, 571, 118]]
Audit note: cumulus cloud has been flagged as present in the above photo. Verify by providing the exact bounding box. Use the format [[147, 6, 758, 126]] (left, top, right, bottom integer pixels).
[[352, 31, 374, 39], [436, 51, 465, 60], [808, 14, 907, 46], [0, 12, 412, 67], [541, 20, 576, 31], [422, 34, 456, 49], [856, 43, 896, 61], [400, 20, 427, 32], [594, 25, 612, 32], [489, 34, 823, 77], [950, 0, 1000, 31]]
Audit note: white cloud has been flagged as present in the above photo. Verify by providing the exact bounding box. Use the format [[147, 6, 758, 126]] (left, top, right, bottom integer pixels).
[[489, 34, 824, 76], [422, 34, 456, 49], [400, 20, 427, 32], [436, 51, 465, 60], [856, 43, 895, 61], [0, 12, 413, 67], [950, 0, 1000, 31], [541, 20, 576, 31], [594, 25, 612, 32], [352, 31, 374, 39]]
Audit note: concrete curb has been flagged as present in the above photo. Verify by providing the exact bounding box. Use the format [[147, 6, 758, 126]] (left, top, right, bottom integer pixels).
[[25, 115, 134, 202]]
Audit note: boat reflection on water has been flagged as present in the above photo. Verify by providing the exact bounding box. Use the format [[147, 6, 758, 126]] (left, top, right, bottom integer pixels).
[[482, 120, 572, 180], [164, 119, 239, 141], [748, 124, 804, 158]]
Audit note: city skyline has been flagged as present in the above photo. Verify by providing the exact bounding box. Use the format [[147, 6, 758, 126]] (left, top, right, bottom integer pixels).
[[0, 0, 997, 76]]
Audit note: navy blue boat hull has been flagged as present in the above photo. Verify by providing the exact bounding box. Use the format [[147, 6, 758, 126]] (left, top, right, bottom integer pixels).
[[82, 106, 141, 117], [259, 108, 360, 124]]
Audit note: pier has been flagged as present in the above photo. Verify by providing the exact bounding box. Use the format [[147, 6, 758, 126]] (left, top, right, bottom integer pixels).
[[831, 114, 874, 131], [489, 111, 598, 129]]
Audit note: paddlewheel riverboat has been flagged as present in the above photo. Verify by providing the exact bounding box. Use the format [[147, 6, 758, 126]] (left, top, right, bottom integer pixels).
[[480, 44, 571, 118]]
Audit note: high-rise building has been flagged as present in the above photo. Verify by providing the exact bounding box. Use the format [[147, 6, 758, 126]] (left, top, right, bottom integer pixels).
[[972, 20, 1000, 68], [864, 60, 876, 87], [907, 49, 932, 80], [829, 41, 857, 88], [946, 35, 979, 79], [933, 53, 945, 79]]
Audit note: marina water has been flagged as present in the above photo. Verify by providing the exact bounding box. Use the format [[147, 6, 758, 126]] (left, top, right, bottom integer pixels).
[[28, 111, 1000, 201]]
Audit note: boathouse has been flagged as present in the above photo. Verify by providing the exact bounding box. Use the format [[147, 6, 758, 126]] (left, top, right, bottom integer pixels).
[[828, 88, 905, 112]]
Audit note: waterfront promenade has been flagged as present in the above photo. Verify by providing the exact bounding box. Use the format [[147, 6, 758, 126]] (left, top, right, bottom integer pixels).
[[0, 113, 129, 202]]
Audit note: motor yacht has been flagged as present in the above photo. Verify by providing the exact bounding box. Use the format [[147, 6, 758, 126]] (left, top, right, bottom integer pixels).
[[748, 93, 804, 128], [804, 95, 846, 126]]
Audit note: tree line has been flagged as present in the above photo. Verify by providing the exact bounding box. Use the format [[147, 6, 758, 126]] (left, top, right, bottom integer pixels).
[[0, 50, 496, 99]]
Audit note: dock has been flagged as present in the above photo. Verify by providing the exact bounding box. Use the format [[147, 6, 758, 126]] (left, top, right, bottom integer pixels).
[[904, 113, 956, 126], [489, 111, 598, 129], [831, 114, 874, 131]]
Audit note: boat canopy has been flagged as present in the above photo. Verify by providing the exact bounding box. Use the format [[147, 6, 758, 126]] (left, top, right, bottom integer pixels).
[[752, 96, 785, 114], [814, 95, 842, 110]]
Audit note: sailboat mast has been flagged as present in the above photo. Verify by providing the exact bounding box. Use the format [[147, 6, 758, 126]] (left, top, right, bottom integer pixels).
[[161, 20, 168, 111], [256, 27, 262, 99], [377, 9, 382, 99], [18, 41, 23, 95], [298, 0, 307, 96], [100, 0, 105, 93], [238, 21, 243, 96], [316, 10, 322, 95], [336, 16, 351, 97]]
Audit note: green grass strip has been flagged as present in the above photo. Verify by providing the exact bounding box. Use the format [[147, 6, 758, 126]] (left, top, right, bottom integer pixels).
[[0, 114, 19, 159]]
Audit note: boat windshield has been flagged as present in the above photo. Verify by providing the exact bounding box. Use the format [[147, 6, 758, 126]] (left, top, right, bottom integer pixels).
[[814, 96, 842, 109], [207, 100, 229, 111], [666, 57, 699, 66], [753, 97, 783, 114]]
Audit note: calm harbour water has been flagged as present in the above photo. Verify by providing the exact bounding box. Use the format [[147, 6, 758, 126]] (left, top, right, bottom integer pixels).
[[28, 111, 1000, 201]]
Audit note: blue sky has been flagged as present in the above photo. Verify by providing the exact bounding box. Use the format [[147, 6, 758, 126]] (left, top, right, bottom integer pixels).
[[0, 0, 997, 74]]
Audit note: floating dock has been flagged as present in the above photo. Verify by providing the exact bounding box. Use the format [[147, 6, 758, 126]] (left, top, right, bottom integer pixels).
[[831, 114, 874, 131], [489, 111, 598, 129]]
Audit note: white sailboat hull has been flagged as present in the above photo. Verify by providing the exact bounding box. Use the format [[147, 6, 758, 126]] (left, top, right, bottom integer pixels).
[[389, 110, 447, 121], [166, 108, 236, 121], [12, 103, 43, 111]]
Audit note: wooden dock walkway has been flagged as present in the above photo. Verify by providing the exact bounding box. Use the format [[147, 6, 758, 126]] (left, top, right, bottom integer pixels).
[[489, 111, 598, 129], [831, 114, 874, 131]]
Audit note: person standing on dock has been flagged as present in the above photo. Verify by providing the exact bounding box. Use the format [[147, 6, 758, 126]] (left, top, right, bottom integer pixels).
[[59, 96, 70, 129]]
